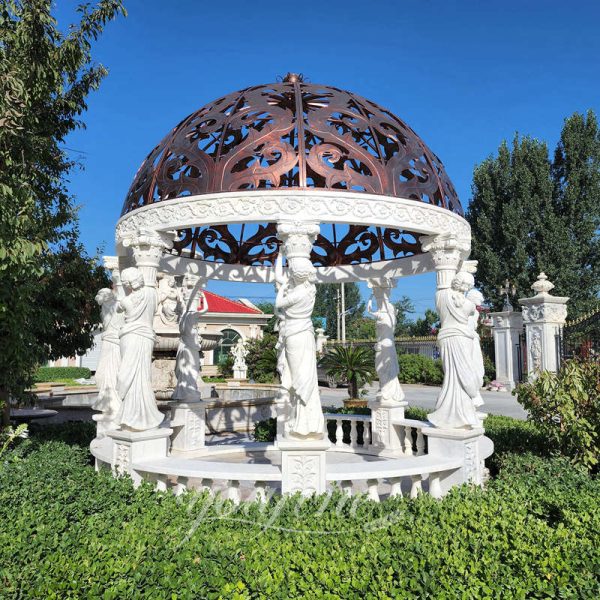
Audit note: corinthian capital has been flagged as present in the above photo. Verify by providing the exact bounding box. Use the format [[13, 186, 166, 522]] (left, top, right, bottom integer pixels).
[[122, 228, 175, 269], [420, 233, 471, 271], [277, 221, 320, 259]]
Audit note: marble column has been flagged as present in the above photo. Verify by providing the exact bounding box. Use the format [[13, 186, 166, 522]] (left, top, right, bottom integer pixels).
[[275, 220, 330, 496], [519, 273, 568, 379], [489, 310, 523, 390]]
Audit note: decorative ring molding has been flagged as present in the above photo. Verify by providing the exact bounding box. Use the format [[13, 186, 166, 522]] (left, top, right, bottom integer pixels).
[[158, 252, 435, 283], [116, 190, 471, 247]]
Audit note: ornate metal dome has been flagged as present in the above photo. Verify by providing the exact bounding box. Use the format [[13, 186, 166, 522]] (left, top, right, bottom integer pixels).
[[120, 75, 463, 267], [123, 74, 461, 215]]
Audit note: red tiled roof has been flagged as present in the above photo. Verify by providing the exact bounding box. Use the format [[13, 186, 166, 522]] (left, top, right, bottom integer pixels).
[[200, 291, 262, 314]]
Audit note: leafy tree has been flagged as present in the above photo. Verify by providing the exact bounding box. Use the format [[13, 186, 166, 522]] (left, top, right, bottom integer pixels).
[[314, 282, 364, 339], [0, 0, 125, 424], [255, 301, 276, 334], [245, 334, 278, 383], [393, 296, 415, 336], [320, 346, 375, 400], [408, 309, 440, 337], [346, 316, 376, 340], [468, 113, 600, 316]]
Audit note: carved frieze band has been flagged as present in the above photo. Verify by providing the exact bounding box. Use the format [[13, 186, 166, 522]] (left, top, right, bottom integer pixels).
[[522, 303, 568, 324], [115, 191, 471, 245]]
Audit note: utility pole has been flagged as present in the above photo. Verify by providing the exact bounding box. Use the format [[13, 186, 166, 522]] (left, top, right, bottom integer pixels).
[[336, 287, 341, 341], [341, 282, 346, 342]]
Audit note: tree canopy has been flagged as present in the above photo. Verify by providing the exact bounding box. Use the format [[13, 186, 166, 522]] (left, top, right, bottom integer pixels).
[[0, 0, 125, 422], [468, 111, 600, 317]]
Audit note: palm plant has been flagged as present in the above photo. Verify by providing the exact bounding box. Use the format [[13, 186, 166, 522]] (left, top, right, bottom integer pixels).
[[320, 345, 375, 400]]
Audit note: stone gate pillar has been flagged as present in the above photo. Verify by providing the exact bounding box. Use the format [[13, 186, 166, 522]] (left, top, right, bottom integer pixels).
[[489, 310, 523, 390], [519, 273, 568, 380]]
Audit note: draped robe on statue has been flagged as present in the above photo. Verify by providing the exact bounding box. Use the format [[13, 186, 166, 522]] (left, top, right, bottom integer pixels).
[[277, 283, 324, 437], [428, 289, 481, 428], [92, 302, 122, 417], [116, 287, 164, 430]]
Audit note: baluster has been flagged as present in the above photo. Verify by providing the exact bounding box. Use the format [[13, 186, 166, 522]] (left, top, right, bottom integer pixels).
[[366, 479, 380, 502], [416, 430, 425, 456], [155, 474, 168, 492], [399, 426, 406, 454], [254, 481, 267, 503], [335, 419, 344, 447], [410, 474, 422, 498], [350, 421, 358, 447], [429, 472, 442, 499], [389, 476, 402, 497], [404, 426, 414, 455], [200, 478, 213, 495], [341, 480, 353, 496], [228, 480, 241, 505], [174, 476, 188, 496], [363, 421, 371, 446]]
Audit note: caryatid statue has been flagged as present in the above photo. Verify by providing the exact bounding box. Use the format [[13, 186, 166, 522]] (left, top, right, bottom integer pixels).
[[92, 287, 123, 435], [466, 288, 485, 409], [115, 267, 165, 431], [428, 266, 482, 429], [172, 284, 208, 402], [275, 221, 324, 439], [367, 279, 405, 406]]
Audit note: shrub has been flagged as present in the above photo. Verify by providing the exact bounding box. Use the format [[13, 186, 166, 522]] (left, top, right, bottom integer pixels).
[[34, 366, 91, 383], [253, 417, 276, 442], [515, 359, 600, 471], [0, 424, 598, 598], [397, 353, 444, 385], [245, 334, 278, 383], [217, 353, 234, 378]]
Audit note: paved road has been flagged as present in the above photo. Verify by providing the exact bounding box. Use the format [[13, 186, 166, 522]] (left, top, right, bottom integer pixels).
[[320, 382, 528, 420]]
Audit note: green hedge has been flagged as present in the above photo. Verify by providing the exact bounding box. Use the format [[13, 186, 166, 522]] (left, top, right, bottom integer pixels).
[[1, 422, 598, 598], [34, 366, 91, 383], [397, 353, 444, 385]]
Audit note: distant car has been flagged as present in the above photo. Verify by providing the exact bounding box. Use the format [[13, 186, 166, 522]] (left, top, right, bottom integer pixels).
[[317, 359, 346, 388]]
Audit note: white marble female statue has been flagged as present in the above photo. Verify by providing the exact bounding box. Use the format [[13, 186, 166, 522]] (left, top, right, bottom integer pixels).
[[92, 288, 122, 435], [466, 288, 485, 409], [274, 252, 324, 438], [367, 285, 405, 405], [232, 338, 248, 369], [115, 267, 164, 431], [428, 271, 481, 429], [172, 291, 208, 401], [157, 276, 182, 326]]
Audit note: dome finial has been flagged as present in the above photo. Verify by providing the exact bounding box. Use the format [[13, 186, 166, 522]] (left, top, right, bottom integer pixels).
[[283, 72, 304, 83]]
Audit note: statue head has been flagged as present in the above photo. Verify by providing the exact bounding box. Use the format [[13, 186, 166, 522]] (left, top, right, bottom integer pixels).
[[120, 267, 145, 291], [95, 288, 115, 306], [451, 271, 474, 293]]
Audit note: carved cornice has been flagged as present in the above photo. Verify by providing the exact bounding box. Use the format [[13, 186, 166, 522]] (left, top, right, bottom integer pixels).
[[115, 191, 471, 245]]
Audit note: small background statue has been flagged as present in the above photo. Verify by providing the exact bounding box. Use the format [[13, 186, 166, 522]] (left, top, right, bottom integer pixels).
[[172, 290, 208, 401], [116, 267, 164, 431], [92, 288, 123, 436], [232, 338, 248, 369], [428, 270, 482, 429], [274, 251, 324, 439], [367, 282, 405, 406], [157, 275, 182, 326]]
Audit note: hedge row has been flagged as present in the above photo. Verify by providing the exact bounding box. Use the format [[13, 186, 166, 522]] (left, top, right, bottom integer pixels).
[[34, 366, 91, 383], [1, 422, 598, 598]]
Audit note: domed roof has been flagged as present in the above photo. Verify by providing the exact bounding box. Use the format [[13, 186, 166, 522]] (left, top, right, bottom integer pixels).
[[121, 75, 462, 216]]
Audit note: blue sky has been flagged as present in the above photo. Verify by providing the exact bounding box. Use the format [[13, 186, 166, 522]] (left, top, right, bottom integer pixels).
[[56, 0, 600, 315]]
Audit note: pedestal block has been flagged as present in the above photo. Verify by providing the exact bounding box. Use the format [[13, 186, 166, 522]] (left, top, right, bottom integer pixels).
[[279, 437, 330, 496], [368, 395, 407, 452], [107, 427, 172, 486], [422, 427, 486, 494], [170, 401, 206, 453], [489, 310, 523, 390], [233, 367, 248, 380]]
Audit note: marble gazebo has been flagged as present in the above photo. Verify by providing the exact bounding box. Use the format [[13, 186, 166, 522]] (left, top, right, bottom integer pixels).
[[90, 75, 493, 501]]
